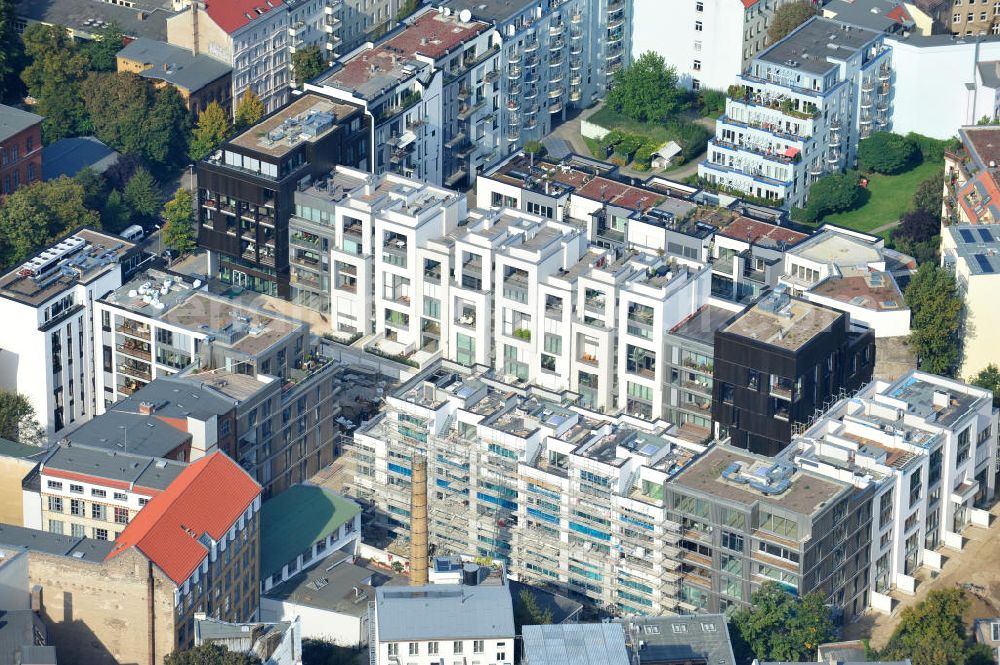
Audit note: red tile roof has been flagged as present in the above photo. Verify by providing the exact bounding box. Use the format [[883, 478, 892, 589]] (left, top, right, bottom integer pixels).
[[203, 0, 284, 34], [721, 216, 808, 247], [106, 452, 260, 585]]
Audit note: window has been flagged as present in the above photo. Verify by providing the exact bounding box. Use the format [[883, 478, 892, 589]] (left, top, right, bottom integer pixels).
[[71, 523, 85, 538], [541, 354, 556, 372], [70, 499, 84, 516], [48, 520, 63, 534], [408, 643, 418, 656], [721, 531, 744, 552], [387, 644, 398, 657], [47, 480, 63, 490], [747, 370, 759, 391], [91, 488, 106, 498], [497, 645, 507, 661], [93, 528, 108, 541], [92, 504, 105, 520], [758, 540, 801, 563], [693, 59, 701, 71], [473, 640, 484, 654], [909, 470, 922, 508], [70, 484, 83, 494], [696, 0, 704, 9], [428, 642, 439, 655], [721, 383, 734, 404], [48, 496, 63, 513], [758, 512, 798, 539], [692, 78, 701, 90], [543, 333, 562, 355], [695, 20, 703, 31], [115, 507, 129, 524], [453, 641, 464, 654], [957, 426, 971, 464], [139, 497, 149, 506], [114, 492, 127, 501]]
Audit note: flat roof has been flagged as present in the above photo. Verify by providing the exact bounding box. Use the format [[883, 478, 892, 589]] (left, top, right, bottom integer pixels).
[[0, 229, 135, 307], [173, 369, 273, 402], [63, 409, 191, 459], [259, 485, 360, 578], [791, 231, 883, 267], [808, 270, 905, 312], [318, 10, 490, 100], [724, 296, 842, 351], [885, 372, 986, 429], [0, 523, 116, 561], [824, 0, 912, 33], [962, 125, 1000, 172], [522, 624, 630, 665], [944, 224, 1000, 275], [670, 305, 741, 346], [161, 293, 301, 356], [0, 104, 41, 142], [436, 0, 535, 22], [620, 614, 736, 665], [116, 38, 232, 91], [756, 17, 881, 76], [228, 94, 362, 158], [263, 550, 375, 617], [671, 445, 849, 516], [0, 438, 47, 461], [42, 445, 186, 492], [14, 0, 175, 40]]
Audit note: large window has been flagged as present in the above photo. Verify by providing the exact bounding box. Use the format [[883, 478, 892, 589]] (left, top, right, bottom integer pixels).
[[758, 512, 798, 539], [455, 333, 475, 366], [957, 426, 971, 464]]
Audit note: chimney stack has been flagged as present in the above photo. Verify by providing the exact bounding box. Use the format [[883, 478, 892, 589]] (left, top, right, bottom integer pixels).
[[31, 585, 43, 613], [409, 457, 429, 586], [139, 401, 155, 415]]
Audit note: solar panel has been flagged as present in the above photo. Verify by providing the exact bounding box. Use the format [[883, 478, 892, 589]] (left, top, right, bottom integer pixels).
[[960, 229, 976, 243], [975, 254, 994, 273], [980, 228, 995, 243]]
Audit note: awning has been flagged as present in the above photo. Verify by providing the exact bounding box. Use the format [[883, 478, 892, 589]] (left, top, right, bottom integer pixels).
[[783, 147, 800, 158]]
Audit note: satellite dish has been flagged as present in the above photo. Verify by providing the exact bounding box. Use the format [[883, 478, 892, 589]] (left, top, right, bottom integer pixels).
[[459, 8, 472, 22]]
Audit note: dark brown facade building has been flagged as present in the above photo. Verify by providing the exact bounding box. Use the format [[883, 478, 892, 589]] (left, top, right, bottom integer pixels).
[[0, 104, 42, 197]]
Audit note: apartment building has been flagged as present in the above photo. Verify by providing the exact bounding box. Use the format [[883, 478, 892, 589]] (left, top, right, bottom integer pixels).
[[0, 452, 262, 664], [196, 93, 369, 296], [370, 560, 515, 665], [439, 0, 630, 143], [167, 0, 329, 114], [700, 17, 892, 208], [948, 0, 1000, 35], [308, 8, 499, 187], [944, 125, 1000, 225], [31, 445, 187, 541], [634, 0, 798, 92], [346, 361, 713, 616], [710, 213, 808, 303], [665, 443, 874, 619], [0, 104, 42, 197], [712, 288, 877, 456], [0, 230, 141, 439], [786, 371, 997, 613], [941, 223, 1000, 379], [94, 269, 308, 403]]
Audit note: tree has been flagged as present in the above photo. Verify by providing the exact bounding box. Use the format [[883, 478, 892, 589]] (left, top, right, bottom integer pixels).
[[514, 588, 553, 630], [234, 89, 265, 130], [102, 189, 132, 233], [291, 45, 327, 86], [0, 0, 22, 101], [162, 188, 196, 255], [894, 209, 939, 244], [905, 263, 963, 375], [74, 167, 109, 213], [81, 22, 125, 72], [123, 166, 161, 221], [164, 643, 260, 665], [82, 71, 153, 156], [767, 1, 818, 45], [606, 51, 689, 123], [875, 589, 985, 665], [857, 132, 919, 175], [971, 364, 1000, 405], [801, 171, 865, 222], [730, 583, 835, 663], [911, 173, 944, 216], [190, 101, 232, 161], [0, 177, 100, 266], [20, 24, 91, 142], [0, 390, 43, 445], [143, 86, 193, 172], [301, 639, 357, 665], [395, 0, 421, 22]]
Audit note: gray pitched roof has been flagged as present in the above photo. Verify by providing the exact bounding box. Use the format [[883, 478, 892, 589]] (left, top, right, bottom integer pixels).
[[0, 105, 42, 143], [0, 524, 115, 560], [375, 578, 515, 642], [42, 445, 186, 491], [42, 136, 120, 180], [116, 38, 232, 92], [14, 0, 175, 41]]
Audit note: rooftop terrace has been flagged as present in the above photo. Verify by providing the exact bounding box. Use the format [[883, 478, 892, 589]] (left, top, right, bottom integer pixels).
[[808, 269, 904, 312], [228, 94, 361, 158], [724, 290, 842, 351], [756, 17, 882, 76]]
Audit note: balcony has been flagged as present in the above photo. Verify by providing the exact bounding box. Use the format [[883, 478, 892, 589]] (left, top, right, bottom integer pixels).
[[878, 66, 891, 81], [569, 88, 582, 102], [712, 138, 799, 165], [570, 58, 582, 71], [549, 23, 564, 37], [507, 99, 520, 112], [549, 38, 565, 52], [117, 343, 151, 362], [484, 69, 499, 83], [508, 64, 522, 79], [549, 100, 563, 114], [116, 323, 150, 340], [455, 311, 477, 328], [457, 99, 484, 120], [507, 50, 521, 65], [382, 240, 408, 268], [118, 363, 152, 382]]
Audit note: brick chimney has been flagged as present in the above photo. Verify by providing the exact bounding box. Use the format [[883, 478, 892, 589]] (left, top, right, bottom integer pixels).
[[139, 401, 155, 415]]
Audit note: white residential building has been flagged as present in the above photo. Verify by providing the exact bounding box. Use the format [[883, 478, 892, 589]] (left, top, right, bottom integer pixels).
[[786, 371, 997, 613], [0, 229, 140, 439], [634, 0, 797, 92], [370, 557, 515, 665], [700, 17, 892, 208]]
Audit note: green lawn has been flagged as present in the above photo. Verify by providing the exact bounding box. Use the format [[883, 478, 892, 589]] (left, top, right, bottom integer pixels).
[[588, 105, 674, 145], [819, 160, 940, 233]]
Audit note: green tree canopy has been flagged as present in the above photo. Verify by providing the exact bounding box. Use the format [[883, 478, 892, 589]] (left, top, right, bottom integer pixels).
[[801, 171, 865, 222], [143, 86, 193, 172], [730, 583, 835, 663], [190, 101, 232, 161], [911, 172, 944, 216], [164, 644, 260, 665], [123, 166, 161, 221], [875, 589, 986, 665], [606, 51, 689, 123], [102, 189, 132, 233], [0, 0, 22, 101], [74, 167, 109, 212], [767, 1, 818, 44], [858, 132, 919, 175], [292, 45, 327, 85], [970, 364, 1000, 406], [0, 177, 100, 266], [81, 22, 125, 72], [894, 209, 939, 244], [235, 89, 265, 130], [905, 263, 963, 375], [162, 188, 196, 255], [514, 588, 553, 630], [20, 23, 91, 142], [301, 639, 358, 665], [0, 390, 44, 445]]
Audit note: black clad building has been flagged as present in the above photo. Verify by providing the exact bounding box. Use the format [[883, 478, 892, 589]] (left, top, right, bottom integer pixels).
[[196, 93, 368, 298], [712, 289, 875, 456]]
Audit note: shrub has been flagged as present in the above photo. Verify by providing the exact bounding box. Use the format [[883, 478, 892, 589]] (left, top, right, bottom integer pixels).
[[698, 88, 727, 116], [910, 172, 944, 215], [857, 132, 919, 175], [803, 171, 866, 221]]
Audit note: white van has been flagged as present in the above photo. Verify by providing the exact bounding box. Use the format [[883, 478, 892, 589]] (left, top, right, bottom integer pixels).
[[120, 225, 145, 242]]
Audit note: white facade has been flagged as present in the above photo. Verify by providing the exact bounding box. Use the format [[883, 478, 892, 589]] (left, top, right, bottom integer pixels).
[[888, 34, 1000, 139], [634, 0, 793, 92], [260, 595, 366, 644], [0, 231, 136, 440], [700, 17, 891, 208], [787, 371, 997, 613]]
